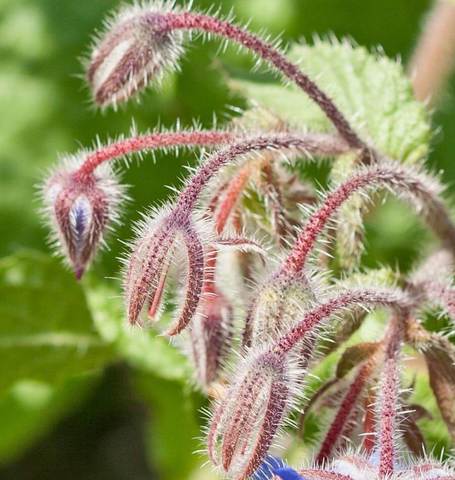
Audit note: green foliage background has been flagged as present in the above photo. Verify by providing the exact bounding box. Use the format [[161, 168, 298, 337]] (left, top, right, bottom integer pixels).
[[0, 0, 454, 478]]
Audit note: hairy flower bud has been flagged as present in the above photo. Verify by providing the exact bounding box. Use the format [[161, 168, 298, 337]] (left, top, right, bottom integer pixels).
[[123, 206, 214, 335], [207, 350, 299, 480], [189, 289, 234, 389], [87, 1, 184, 108], [41, 156, 123, 278], [244, 271, 315, 348]]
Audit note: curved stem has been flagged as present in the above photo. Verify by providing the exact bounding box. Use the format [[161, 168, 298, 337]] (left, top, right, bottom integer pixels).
[[280, 164, 455, 276], [176, 132, 350, 212], [162, 12, 367, 153], [273, 288, 410, 355], [76, 130, 235, 178]]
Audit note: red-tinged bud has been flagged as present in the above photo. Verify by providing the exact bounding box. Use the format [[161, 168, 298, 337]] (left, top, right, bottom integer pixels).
[[41, 156, 123, 278], [87, 1, 184, 108], [123, 207, 211, 335], [87, 2, 367, 152], [189, 289, 234, 389], [207, 350, 299, 480]]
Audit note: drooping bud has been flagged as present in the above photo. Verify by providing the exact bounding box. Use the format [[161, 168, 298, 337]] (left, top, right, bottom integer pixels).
[[123, 207, 211, 335], [87, 1, 184, 108], [123, 133, 346, 335], [41, 155, 123, 278], [189, 289, 234, 389], [87, 2, 367, 151], [207, 349, 299, 480]]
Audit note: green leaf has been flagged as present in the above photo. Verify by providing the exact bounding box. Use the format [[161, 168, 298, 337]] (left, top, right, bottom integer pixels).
[[230, 39, 431, 162], [86, 282, 192, 382], [0, 250, 113, 391]]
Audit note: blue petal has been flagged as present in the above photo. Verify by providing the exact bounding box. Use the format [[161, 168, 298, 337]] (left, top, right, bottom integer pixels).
[[273, 467, 305, 480], [251, 456, 287, 480]]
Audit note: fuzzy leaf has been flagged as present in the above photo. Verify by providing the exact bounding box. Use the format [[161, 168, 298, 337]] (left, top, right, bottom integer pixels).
[[231, 40, 430, 162], [336, 342, 380, 378], [0, 251, 113, 391], [422, 335, 455, 442]]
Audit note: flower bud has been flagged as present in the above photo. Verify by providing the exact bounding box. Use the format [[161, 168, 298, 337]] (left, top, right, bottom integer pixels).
[[207, 350, 299, 480], [87, 2, 183, 108], [124, 208, 212, 335], [189, 289, 234, 389], [42, 156, 123, 278], [244, 272, 314, 348]]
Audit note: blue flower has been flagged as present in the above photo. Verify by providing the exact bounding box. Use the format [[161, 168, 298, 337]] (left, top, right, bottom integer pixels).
[[273, 467, 304, 480], [251, 456, 304, 480]]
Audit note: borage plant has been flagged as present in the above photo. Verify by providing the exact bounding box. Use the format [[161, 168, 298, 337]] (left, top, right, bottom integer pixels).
[[41, 1, 455, 479]]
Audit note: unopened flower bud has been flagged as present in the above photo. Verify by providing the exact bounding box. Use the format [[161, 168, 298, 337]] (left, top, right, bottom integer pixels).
[[42, 156, 123, 278], [189, 289, 234, 389], [87, 2, 183, 108], [124, 208, 212, 335], [244, 272, 314, 348], [207, 350, 299, 480]]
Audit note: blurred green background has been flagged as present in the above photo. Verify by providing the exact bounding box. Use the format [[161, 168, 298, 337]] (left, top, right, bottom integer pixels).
[[0, 0, 454, 478]]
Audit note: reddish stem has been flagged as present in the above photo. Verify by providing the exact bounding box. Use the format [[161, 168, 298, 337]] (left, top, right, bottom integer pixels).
[[273, 288, 410, 355], [280, 164, 455, 276], [163, 12, 367, 153], [316, 360, 375, 464], [75, 130, 234, 178], [176, 133, 349, 213], [362, 389, 377, 453], [378, 317, 402, 478]]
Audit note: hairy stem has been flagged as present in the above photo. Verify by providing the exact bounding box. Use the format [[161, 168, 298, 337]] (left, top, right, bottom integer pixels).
[[280, 164, 455, 276], [160, 12, 367, 152], [76, 130, 235, 178], [176, 133, 350, 212], [273, 288, 411, 355], [378, 316, 403, 478]]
